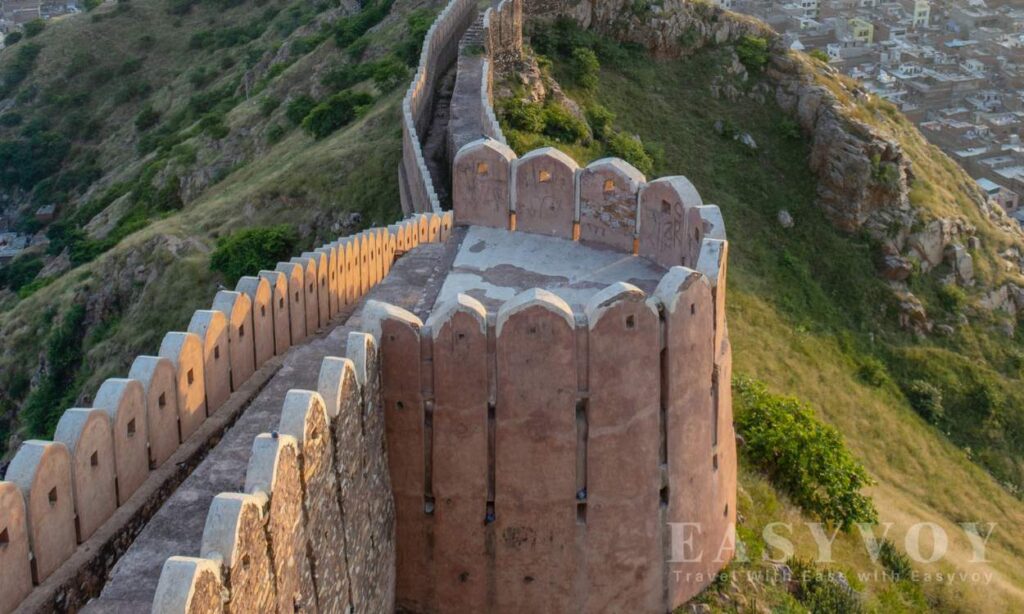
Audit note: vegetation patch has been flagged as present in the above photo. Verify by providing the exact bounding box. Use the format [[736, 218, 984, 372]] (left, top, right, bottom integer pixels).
[[734, 376, 877, 530], [209, 225, 298, 284]]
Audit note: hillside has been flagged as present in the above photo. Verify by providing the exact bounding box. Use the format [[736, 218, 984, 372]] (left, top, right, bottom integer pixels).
[[491, 12, 1024, 614], [0, 0, 442, 450]]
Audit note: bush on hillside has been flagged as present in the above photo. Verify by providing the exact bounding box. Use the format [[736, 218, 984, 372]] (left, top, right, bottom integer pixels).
[[542, 103, 589, 143], [809, 49, 830, 63], [21, 303, 88, 438], [0, 254, 43, 291], [734, 375, 878, 530], [286, 94, 317, 126], [301, 90, 373, 139], [903, 379, 943, 423], [736, 35, 770, 72], [585, 103, 615, 140], [4, 31, 22, 45], [570, 47, 600, 91], [878, 539, 913, 580], [135, 105, 161, 131], [607, 131, 654, 175], [500, 98, 545, 133], [23, 20, 45, 38], [210, 225, 298, 284], [788, 558, 864, 613]]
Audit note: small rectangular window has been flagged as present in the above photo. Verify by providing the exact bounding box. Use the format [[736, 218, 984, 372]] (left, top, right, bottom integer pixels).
[[238, 325, 245, 338], [538, 170, 551, 183], [214, 345, 220, 360], [48, 488, 57, 506], [261, 305, 267, 318], [187, 369, 194, 385], [477, 161, 489, 175], [158, 392, 167, 409], [0, 527, 9, 546], [279, 297, 285, 309], [127, 419, 136, 438], [603, 179, 615, 193], [90, 451, 99, 467]]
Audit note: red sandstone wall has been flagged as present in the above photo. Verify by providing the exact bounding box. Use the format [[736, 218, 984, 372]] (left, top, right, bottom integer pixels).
[[365, 244, 735, 612]]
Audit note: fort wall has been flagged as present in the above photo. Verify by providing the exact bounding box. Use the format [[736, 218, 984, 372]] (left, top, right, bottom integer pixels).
[[400, 0, 479, 214], [0, 212, 452, 614]]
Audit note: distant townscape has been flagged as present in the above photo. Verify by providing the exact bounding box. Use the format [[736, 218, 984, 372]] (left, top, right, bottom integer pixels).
[[722, 0, 1024, 224], [0, 0, 79, 42]]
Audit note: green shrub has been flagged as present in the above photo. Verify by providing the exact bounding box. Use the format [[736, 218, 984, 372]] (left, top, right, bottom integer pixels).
[[585, 103, 615, 140], [209, 225, 298, 284], [333, 0, 395, 49], [937, 282, 966, 313], [903, 379, 943, 423], [0, 254, 44, 291], [0, 112, 22, 127], [4, 32, 22, 46], [607, 131, 654, 175], [21, 303, 87, 438], [266, 123, 286, 144], [734, 376, 878, 530], [119, 57, 144, 75], [198, 113, 229, 139], [23, 20, 45, 38], [500, 98, 545, 133], [570, 47, 600, 91], [135, 105, 161, 131], [259, 96, 280, 117], [542, 103, 588, 143], [286, 94, 317, 125], [1, 42, 42, 98], [856, 356, 889, 387], [370, 56, 408, 92], [878, 539, 913, 580], [301, 90, 373, 139], [735, 35, 769, 72], [188, 66, 217, 89], [809, 49, 830, 63], [788, 558, 864, 614]]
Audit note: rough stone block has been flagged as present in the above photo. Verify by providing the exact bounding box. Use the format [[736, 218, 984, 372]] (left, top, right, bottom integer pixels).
[[258, 270, 292, 357], [93, 378, 148, 505], [426, 294, 489, 611], [5, 441, 76, 583], [244, 433, 317, 613], [637, 176, 704, 268], [152, 556, 224, 613], [578, 158, 645, 252], [188, 311, 231, 416], [159, 332, 207, 441], [583, 283, 663, 610], [494, 288, 577, 611], [514, 147, 578, 238], [235, 276, 275, 369], [54, 408, 117, 543], [652, 266, 716, 607], [275, 262, 307, 345], [200, 493, 275, 613], [212, 291, 257, 391], [290, 256, 321, 336], [279, 391, 351, 613], [0, 481, 33, 612], [128, 356, 179, 468]]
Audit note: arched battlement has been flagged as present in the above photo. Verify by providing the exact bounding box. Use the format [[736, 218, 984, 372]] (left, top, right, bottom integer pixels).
[[158, 331, 207, 441], [578, 157, 647, 251], [53, 408, 117, 543], [513, 146, 579, 238], [93, 378, 148, 505], [235, 275, 275, 369], [128, 355, 179, 467], [187, 309, 231, 415]]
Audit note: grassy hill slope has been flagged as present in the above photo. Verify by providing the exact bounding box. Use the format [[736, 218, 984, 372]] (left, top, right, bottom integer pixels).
[[0, 0, 440, 450]]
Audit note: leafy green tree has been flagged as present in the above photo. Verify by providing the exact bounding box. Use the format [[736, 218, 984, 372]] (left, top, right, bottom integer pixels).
[[301, 90, 373, 139], [570, 47, 600, 91], [23, 20, 45, 38], [286, 94, 317, 126]]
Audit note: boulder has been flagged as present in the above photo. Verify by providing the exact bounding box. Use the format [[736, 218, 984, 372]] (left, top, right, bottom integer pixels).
[[777, 209, 794, 228], [879, 255, 912, 281]]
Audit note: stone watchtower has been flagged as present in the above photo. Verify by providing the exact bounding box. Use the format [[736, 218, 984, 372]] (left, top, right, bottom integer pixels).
[[371, 136, 736, 612]]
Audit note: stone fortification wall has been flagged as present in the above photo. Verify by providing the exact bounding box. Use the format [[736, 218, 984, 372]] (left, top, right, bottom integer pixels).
[[0, 212, 453, 614], [363, 239, 735, 610], [400, 0, 479, 215], [453, 139, 727, 271]]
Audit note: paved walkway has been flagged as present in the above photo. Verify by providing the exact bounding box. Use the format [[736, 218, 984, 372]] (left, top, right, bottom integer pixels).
[[84, 244, 450, 612]]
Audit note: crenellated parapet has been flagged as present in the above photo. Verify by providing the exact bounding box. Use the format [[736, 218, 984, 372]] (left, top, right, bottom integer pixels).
[[454, 138, 727, 270]]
